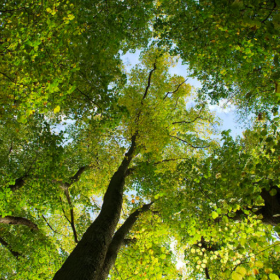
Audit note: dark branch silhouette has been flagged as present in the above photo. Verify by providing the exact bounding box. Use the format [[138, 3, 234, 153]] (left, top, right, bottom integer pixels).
[[170, 135, 210, 149], [42, 215, 66, 237], [163, 79, 188, 100], [0, 236, 21, 259], [141, 63, 157, 104], [98, 202, 154, 280], [0, 216, 38, 231]]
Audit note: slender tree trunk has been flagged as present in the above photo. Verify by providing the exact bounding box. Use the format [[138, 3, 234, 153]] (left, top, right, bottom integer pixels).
[[53, 135, 137, 280]]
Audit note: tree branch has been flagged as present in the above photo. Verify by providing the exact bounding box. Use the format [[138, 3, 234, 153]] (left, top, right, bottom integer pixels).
[[205, 267, 211, 279], [0, 216, 38, 231], [170, 135, 210, 149], [57, 165, 91, 190], [98, 202, 154, 280], [153, 158, 188, 165], [42, 215, 66, 237], [172, 106, 206, 125], [141, 63, 156, 104], [56, 165, 94, 243], [0, 236, 21, 259], [9, 175, 27, 192], [0, 71, 15, 83], [163, 79, 188, 100], [261, 1, 277, 23], [63, 188, 79, 243]]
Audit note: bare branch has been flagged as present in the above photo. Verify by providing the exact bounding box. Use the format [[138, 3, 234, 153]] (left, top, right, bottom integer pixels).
[[170, 135, 210, 149], [261, 1, 277, 23], [98, 202, 154, 280], [205, 267, 211, 279], [0, 71, 15, 83], [64, 188, 79, 243], [56, 165, 91, 190], [42, 215, 66, 237], [60, 195, 78, 243], [123, 238, 137, 245], [69, 166, 90, 185], [74, 86, 100, 109], [125, 167, 136, 177], [172, 106, 206, 125], [172, 116, 208, 125], [0, 216, 38, 231], [154, 158, 189, 165], [60, 197, 71, 224], [163, 79, 188, 100], [141, 63, 157, 104]]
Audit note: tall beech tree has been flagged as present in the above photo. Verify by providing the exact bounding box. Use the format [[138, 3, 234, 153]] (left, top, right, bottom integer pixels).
[[0, 49, 218, 279], [1, 1, 280, 280]]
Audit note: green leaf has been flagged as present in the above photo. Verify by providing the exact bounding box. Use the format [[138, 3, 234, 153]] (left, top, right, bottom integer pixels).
[[270, 188, 277, 196], [275, 245, 280, 252], [211, 211, 219, 219], [255, 261, 263, 268]]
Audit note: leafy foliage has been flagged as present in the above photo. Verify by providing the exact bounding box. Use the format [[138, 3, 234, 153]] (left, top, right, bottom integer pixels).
[[0, 1, 280, 280], [156, 0, 280, 116]]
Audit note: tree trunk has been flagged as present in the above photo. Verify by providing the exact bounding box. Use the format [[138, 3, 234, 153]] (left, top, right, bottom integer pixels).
[[53, 135, 137, 280]]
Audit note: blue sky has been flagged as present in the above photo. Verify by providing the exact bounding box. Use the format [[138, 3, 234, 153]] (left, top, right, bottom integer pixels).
[[121, 51, 245, 139]]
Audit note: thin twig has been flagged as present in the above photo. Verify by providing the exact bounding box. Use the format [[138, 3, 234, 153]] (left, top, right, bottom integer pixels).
[[141, 63, 157, 104], [42, 215, 66, 237], [163, 79, 188, 100], [170, 135, 210, 149]]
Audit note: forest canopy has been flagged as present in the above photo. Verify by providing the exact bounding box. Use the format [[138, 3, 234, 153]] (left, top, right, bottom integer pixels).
[[0, 0, 280, 280]]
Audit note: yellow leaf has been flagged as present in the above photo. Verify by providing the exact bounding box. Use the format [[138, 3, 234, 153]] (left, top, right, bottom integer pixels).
[[265, 268, 273, 274], [236, 267, 247, 276], [255, 261, 264, 268], [232, 271, 243, 280], [270, 274, 279, 280], [68, 14, 75, 20], [54, 105, 60, 114]]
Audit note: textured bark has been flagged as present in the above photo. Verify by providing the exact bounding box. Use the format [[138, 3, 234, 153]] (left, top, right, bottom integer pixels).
[[52, 135, 137, 280], [0, 236, 21, 258], [98, 202, 153, 280], [0, 216, 38, 231]]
